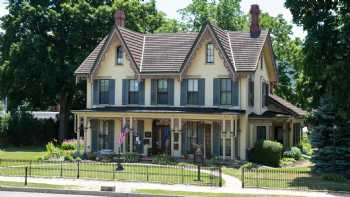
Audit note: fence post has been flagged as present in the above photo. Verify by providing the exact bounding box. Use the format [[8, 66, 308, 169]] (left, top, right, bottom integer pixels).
[[113, 163, 115, 180], [24, 167, 28, 186], [77, 160, 80, 179], [146, 165, 149, 182], [29, 161, 32, 177], [181, 165, 184, 184], [197, 165, 201, 181], [60, 161, 63, 177], [241, 167, 245, 188], [219, 167, 222, 187]]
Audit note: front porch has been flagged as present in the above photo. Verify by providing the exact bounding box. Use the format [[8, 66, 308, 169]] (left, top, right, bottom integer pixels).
[[74, 108, 242, 160]]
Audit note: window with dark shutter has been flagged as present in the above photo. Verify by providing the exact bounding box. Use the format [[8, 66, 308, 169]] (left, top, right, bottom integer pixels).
[[249, 80, 254, 107], [157, 79, 168, 105], [187, 79, 199, 105], [262, 81, 268, 107], [99, 79, 110, 104], [128, 80, 139, 104], [257, 126, 266, 140], [220, 79, 232, 105], [206, 43, 214, 63], [116, 46, 123, 65]]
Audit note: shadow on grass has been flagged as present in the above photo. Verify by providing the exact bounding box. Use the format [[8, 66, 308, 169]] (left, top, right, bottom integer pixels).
[[290, 175, 350, 192]]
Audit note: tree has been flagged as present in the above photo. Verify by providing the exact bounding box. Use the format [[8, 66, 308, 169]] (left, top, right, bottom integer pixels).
[[179, 0, 217, 31], [216, 0, 246, 31], [0, 0, 166, 141], [286, 0, 350, 173]]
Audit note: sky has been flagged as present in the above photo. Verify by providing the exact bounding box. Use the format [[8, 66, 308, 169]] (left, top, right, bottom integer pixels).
[[0, 0, 306, 38]]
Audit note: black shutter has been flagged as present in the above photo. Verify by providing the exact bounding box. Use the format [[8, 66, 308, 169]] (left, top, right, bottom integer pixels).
[[213, 79, 221, 106], [93, 80, 99, 105], [138, 80, 145, 105], [198, 79, 205, 105], [108, 79, 115, 105], [168, 79, 174, 105], [232, 80, 239, 106], [180, 79, 188, 106], [151, 79, 157, 105], [122, 79, 129, 105]]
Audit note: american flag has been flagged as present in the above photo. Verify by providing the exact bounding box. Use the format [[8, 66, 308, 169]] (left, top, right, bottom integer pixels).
[[118, 123, 129, 145]]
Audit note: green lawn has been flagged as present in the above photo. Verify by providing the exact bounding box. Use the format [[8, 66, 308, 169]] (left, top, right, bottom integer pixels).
[[223, 166, 350, 192], [135, 189, 296, 197], [0, 160, 221, 186], [0, 180, 76, 189], [0, 147, 45, 160]]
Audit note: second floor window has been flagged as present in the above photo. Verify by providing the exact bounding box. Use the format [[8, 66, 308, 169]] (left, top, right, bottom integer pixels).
[[93, 79, 115, 105], [220, 79, 232, 105], [206, 43, 214, 63], [249, 80, 254, 107], [99, 80, 110, 104], [262, 81, 269, 107], [157, 79, 168, 105], [187, 79, 199, 105], [128, 80, 139, 104], [116, 46, 123, 65]]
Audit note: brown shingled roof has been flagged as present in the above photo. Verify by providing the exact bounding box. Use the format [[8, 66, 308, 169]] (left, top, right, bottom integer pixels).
[[268, 94, 307, 117], [75, 23, 272, 75]]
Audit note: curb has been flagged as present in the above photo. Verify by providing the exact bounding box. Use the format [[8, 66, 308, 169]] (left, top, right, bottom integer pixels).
[[0, 187, 180, 197]]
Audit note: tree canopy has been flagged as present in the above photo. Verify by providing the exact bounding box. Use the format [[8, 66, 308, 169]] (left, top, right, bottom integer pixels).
[[286, 0, 350, 173]]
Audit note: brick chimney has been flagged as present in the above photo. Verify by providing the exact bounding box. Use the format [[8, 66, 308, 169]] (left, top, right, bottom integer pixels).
[[114, 10, 125, 27], [250, 4, 261, 38]]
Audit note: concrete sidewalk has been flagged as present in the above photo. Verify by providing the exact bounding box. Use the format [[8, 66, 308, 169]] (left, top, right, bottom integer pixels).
[[0, 175, 348, 197]]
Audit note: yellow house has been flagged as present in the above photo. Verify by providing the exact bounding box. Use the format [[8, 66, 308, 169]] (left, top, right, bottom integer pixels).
[[73, 6, 305, 161]]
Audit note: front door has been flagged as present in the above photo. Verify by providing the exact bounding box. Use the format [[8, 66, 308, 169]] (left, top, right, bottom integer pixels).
[[274, 126, 284, 144], [204, 124, 212, 159], [152, 120, 171, 155]]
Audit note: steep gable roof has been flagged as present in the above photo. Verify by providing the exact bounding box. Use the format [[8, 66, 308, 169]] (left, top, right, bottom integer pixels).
[[75, 23, 273, 76], [268, 94, 307, 117]]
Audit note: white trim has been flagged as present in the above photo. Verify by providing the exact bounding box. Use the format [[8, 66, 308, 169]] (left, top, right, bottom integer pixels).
[[139, 36, 146, 72], [226, 31, 237, 71]]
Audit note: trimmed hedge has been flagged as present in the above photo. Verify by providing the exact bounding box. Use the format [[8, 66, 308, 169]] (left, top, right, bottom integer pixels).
[[249, 140, 283, 167]]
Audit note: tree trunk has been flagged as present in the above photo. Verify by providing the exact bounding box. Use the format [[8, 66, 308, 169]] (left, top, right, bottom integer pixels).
[[58, 92, 69, 142]]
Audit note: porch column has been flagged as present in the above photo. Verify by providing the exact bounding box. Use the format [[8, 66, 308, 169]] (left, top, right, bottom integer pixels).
[[222, 119, 226, 159], [86, 118, 92, 152], [239, 115, 248, 160], [129, 116, 133, 153], [289, 120, 294, 147], [171, 118, 174, 157], [122, 117, 126, 153]]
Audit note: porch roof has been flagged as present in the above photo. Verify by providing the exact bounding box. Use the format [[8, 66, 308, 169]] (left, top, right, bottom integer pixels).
[[248, 111, 292, 119], [72, 106, 244, 115]]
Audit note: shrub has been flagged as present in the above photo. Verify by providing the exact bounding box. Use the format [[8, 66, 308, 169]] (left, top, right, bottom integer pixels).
[[45, 141, 64, 160], [283, 147, 302, 160], [61, 140, 76, 150], [123, 153, 140, 163], [249, 140, 283, 167], [206, 157, 222, 166], [280, 157, 296, 166], [64, 154, 74, 161], [240, 162, 257, 169], [298, 136, 313, 156], [152, 154, 176, 165], [321, 173, 347, 182]]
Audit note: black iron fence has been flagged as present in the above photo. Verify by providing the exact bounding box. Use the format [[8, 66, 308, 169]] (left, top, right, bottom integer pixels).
[[0, 159, 222, 187], [241, 168, 350, 191]]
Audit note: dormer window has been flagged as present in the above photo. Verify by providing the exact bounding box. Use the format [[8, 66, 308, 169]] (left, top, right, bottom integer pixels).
[[116, 46, 123, 65], [206, 43, 214, 64]]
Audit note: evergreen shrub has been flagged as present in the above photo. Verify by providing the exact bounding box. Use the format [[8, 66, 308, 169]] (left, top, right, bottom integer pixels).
[[249, 140, 283, 167]]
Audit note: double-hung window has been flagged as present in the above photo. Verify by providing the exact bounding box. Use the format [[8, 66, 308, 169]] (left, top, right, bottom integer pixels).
[[220, 79, 232, 105], [206, 43, 214, 63], [249, 79, 254, 107], [128, 80, 139, 104], [116, 46, 123, 65], [99, 80, 110, 104], [262, 81, 269, 107], [187, 79, 199, 105], [157, 79, 168, 105]]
